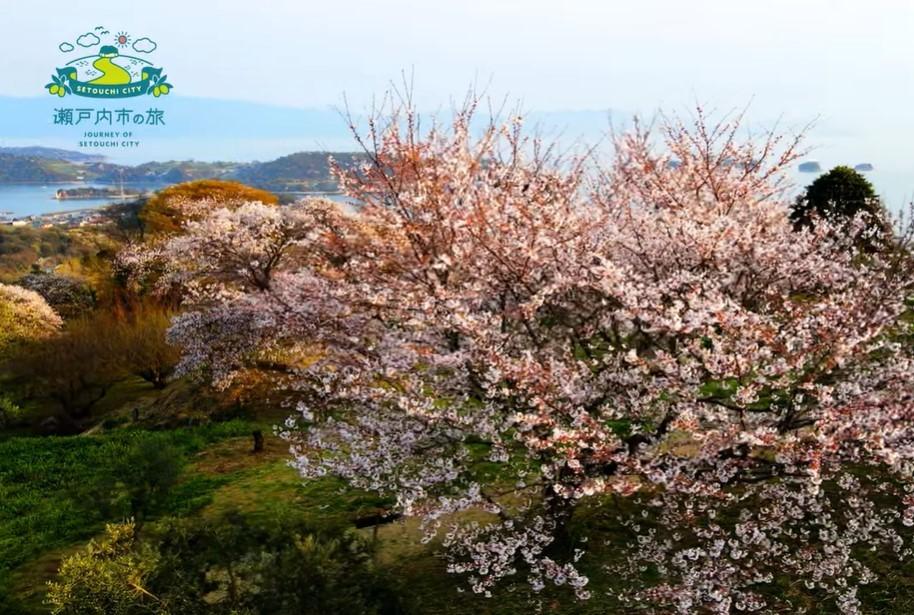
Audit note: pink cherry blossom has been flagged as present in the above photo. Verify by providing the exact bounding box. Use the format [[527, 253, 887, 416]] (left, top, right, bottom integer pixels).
[[146, 97, 914, 613]]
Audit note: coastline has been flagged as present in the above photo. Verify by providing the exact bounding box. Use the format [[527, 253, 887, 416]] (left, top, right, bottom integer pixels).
[[29, 191, 347, 221]]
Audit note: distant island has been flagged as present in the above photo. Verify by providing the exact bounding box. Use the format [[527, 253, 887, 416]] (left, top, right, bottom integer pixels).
[[0, 147, 365, 193], [54, 187, 142, 201]]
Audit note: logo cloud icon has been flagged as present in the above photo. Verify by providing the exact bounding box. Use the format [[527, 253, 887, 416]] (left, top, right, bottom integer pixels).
[[132, 37, 157, 53], [58, 42, 74, 53], [76, 33, 100, 48]]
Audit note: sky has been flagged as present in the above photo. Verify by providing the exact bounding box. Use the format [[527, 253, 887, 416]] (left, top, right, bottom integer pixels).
[[2, 0, 912, 112], [1, 0, 913, 202]]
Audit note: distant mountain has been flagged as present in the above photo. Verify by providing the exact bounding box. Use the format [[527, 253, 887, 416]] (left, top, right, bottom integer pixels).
[[0, 147, 364, 192], [92, 160, 242, 184], [233, 151, 365, 191], [0, 147, 104, 163], [0, 154, 88, 183]]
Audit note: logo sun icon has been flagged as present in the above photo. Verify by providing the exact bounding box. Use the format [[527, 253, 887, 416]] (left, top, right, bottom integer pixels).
[[115, 31, 131, 47]]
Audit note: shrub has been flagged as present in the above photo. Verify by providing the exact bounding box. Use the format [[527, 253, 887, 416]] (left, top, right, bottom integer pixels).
[[12, 313, 124, 420], [75, 435, 184, 526], [0, 393, 22, 429], [111, 301, 180, 389], [46, 522, 157, 615], [48, 512, 406, 614]]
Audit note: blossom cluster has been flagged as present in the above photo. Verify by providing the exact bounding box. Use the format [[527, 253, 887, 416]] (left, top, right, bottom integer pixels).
[[0, 283, 63, 354]]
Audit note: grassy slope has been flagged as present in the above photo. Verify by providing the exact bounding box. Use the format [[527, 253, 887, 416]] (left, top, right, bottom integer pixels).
[[0, 421, 258, 609], [1, 420, 598, 614], [5, 392, 914, 613]]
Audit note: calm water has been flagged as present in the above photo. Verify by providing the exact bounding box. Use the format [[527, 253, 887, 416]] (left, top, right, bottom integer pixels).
[[0, 184, 354, 218], [0, 170, 909, 219], [0, 183, 165, 218]]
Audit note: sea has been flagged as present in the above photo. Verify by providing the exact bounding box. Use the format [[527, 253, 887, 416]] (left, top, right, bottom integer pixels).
[[0, 183, 354, 219], [0, 183, 164, 218], [0, 168, 911, 219]]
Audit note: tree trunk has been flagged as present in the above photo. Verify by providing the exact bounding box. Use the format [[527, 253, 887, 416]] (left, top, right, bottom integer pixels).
[[252, 430, 264, 453], [543, 486, 575, 561]]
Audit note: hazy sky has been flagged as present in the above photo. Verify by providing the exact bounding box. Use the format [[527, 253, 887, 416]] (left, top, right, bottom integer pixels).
[[2, 0, 911, 113], [1, 0, 913, 201]]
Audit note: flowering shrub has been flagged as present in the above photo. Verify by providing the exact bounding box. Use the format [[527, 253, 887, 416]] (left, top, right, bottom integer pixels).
[[0, 283, 62, 356]]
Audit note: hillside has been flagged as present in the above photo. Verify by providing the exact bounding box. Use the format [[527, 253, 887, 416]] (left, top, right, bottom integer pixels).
[[0, 147, 105, 164], [230, 151, 365, 191], [92, 160, 242, 184], [0, 155, 84, 183], [0, 147, 362, 192]]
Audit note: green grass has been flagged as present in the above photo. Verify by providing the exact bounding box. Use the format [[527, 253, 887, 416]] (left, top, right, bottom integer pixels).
[[7, 421, 914, 614], [0, 420, 253, 609]]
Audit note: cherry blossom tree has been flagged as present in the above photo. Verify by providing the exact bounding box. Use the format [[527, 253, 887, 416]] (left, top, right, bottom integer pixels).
[[0, 283, 62, 427], [138, 179, 279, 236], [18, 273, 95, 319], [117, 198, 342, 386], [149, 98, 914, 613], [0, 283, 62, 356]]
